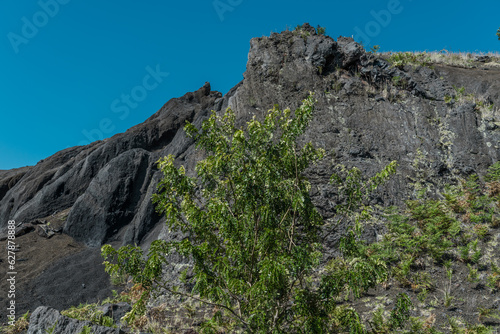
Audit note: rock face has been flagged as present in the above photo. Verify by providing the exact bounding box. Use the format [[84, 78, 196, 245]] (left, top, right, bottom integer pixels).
[[0, 82, 220, 246], [27, 306, 124, 334], [0, 23, 499, 316]]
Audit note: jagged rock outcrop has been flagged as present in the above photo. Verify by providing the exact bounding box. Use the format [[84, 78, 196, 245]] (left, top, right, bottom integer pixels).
[[27, 306, 124, 334], [0, 83, 220, 246], [0, 23, 498, 318], [0, 83, 221, 318]]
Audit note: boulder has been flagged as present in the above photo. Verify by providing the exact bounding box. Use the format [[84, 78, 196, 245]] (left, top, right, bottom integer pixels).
[[27, 306, 124, 334]]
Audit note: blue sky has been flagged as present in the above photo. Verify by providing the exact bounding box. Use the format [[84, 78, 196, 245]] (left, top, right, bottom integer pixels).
[[1, 0, 499, 170]]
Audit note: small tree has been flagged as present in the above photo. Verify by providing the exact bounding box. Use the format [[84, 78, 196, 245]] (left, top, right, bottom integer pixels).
[[102, 95, 407, 333], [497, 28, 500, 40]]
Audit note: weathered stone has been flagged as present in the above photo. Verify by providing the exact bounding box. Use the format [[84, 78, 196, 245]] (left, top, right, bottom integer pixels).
[[99, 302, 132, 326], [36, 225, 55, 239], [27, 306, 124, 334]]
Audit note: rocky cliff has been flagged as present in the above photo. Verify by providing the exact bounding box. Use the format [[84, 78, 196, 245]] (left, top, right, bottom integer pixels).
[[1, 23, 499, 327]]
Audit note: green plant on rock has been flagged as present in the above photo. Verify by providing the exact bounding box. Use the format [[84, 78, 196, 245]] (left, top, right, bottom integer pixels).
[[0, 311, 30, 334], [459, 238, 481, 264], [451, 315, 496, 334], [102, 95, 409, 333], [79, 326, 92, 334], [369, 45, 380, 54], [487, 261, 500, 291], [444, 86, 495, 113], [477, 307, 500, 322], [467, 264, 480, 283], [485, 162, 500, 206], [316, 25, 326, 35], [440, 265, 454, 308], [485, 161, 500, 183], [388, 52, 432, 69], [391, 75, 408, 89], [44, 321, 57, 334], [61, 303, 115, 328], [367, 294, 412, 333], [294, 24, 311, 41]]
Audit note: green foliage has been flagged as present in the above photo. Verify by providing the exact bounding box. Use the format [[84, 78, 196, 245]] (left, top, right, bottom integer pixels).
[[0, 311, 30, 334], [367, 165, 498, 287], [445, 86, 472, 105], [444, 86, 495, 112], [487, 261, 500, 291], [477, 307, 500, 322], [294, 24, 311, 40], [102, 95, 408, 333], [373, 197, 460, 275], [366, 294, 412, 333], [44, 321, 57, 334], [293, 24, 326, 36], [485, 161, 500, 182], [403, 316, 443, 334], [109, 271, 128, 286], [388, 52, 432, 69], [101, 289, 132, 305], [61, 303, 115, 328], [467, 264, 480, 283], [316, 25, 326, 35], [390, 293, 412, 328], [79, 326, 92, 334], [369, 45, 380, 54], [391, 75, 408, 89], [447, 316, 494, 334], [157, 95, 326, 332], [497, 28, 500, 40]]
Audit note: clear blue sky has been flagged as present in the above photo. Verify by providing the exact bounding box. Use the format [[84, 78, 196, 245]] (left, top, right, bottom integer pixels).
[[1, 0, 499, 170]]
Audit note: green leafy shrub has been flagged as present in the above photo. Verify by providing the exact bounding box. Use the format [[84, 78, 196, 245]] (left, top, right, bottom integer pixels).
[[485, 161, 500, 182], [375, 198, 460, 268], [391, 75, 408, 89], [102, 95, 409, 333], [485, 162, 500, 203], [369, 45, 380, 54], [487, 262, 500, 291], [316, 25, 326, 35], [444, 86, 495, 113], [79, 326, 92, 334], [387, 52, 432, 69], [61, 303, 115, 328], [0, 311, 30, 334], [367, 293, 412, 333]]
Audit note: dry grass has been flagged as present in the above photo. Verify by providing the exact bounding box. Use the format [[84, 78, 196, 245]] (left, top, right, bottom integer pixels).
[[381, 50, 500, 69]]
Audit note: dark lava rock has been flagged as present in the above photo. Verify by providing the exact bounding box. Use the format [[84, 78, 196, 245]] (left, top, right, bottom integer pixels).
[[27, 306, 124, 334], [99, 302, 132, 327]]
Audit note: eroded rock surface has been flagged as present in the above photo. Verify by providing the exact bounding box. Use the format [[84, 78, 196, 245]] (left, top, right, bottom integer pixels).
[[27, 306, 124, 334]]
